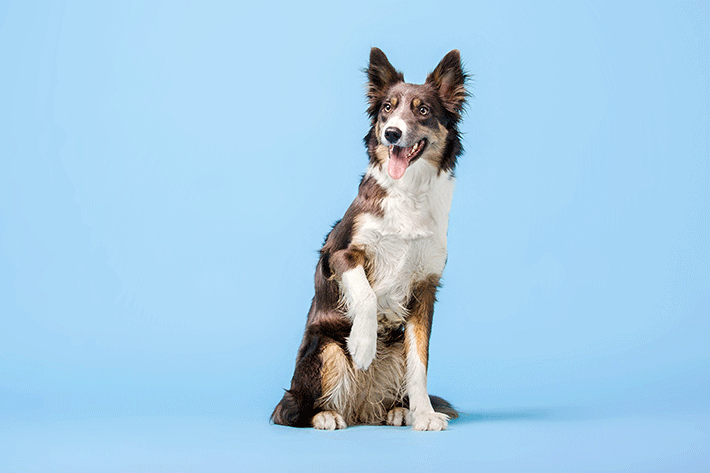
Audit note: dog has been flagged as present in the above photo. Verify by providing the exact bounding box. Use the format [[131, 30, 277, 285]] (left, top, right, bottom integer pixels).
[[271, 48, 468, 431]]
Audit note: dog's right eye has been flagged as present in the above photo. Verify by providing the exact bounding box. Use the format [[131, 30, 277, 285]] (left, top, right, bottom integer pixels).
[[383, 103, 392, 113]]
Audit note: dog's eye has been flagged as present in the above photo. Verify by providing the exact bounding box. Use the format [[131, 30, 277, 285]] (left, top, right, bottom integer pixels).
[[383, 103, 392, 113], [419, 106, 429, 116]]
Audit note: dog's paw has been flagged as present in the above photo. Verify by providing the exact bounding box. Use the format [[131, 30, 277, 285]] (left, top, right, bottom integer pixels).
[[312, 411, 347, 430], [407, 411, 449, 431], [347, 333, 377, 370], [347, 318, 377, 370], [386, 407, 409, 426]]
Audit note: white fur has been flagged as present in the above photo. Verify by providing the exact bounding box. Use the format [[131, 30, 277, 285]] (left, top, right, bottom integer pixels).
[[341, 266, 378, 370], [404, 327, 448, 431], [353, 158, 454, 325], [409, 411, 449, 431]]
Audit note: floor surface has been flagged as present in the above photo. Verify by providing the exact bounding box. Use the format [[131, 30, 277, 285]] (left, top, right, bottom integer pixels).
[[2, 404, 708, 472]]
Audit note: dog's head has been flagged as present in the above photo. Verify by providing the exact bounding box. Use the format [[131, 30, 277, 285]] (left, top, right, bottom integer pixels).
[[365, 48, 468, 180]]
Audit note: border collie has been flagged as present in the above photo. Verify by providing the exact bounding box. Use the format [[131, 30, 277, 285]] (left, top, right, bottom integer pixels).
[[271, 48, 468, 431]]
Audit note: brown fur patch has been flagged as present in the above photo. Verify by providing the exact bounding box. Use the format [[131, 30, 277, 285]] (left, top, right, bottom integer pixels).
[[329, 247, 366, 279], [374, 144, 389, 168], [357, 175, 387, 217], [420, 122, 450, 168], [320, 342, 352, 407], [406, 275, 440, 367]]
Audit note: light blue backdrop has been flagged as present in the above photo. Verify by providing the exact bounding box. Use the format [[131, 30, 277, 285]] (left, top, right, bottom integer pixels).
[[1, 1, 708, 471]]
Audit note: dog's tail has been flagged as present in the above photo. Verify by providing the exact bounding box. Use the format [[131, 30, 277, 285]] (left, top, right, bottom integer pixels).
[[402, 395, 459, 419], [429, 395, 459, 419], [271, 389, 317, 427]]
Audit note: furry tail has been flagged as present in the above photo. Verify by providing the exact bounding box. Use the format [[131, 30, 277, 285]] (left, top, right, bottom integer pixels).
[[270, 390, 317, 428], [429, 395, 459, 419], [401, 395, 459, 419]]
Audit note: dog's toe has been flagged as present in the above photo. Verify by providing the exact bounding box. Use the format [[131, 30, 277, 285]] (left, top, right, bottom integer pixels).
[[312, 411, 347, 430], [408, 411, 449, 431], [386, 407, 409, 426]]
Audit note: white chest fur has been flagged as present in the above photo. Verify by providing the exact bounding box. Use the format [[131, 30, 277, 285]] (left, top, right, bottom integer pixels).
[[352, 161, 455, 324]]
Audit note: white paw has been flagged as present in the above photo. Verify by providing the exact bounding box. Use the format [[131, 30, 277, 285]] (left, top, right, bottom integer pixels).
[[347, 318, 377, 370], [386, 407, 409, 426], [408, 411, 449, 431], [312, 411, 347, 430]]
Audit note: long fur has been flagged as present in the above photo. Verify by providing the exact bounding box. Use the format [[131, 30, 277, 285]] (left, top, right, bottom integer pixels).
[[272, 48, 468, 431]]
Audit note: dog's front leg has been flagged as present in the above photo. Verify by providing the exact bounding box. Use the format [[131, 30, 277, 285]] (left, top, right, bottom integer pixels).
[[404, 276, 449, 431], [333, 248, 378, 371]]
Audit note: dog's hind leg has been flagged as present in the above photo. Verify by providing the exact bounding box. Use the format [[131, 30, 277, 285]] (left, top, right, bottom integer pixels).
[[316, 341, 354, 429], [271, 329, 325, 428], [272, 322, 354, 429]]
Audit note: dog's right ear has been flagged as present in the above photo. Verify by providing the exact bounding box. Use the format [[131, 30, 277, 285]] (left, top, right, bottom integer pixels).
[[426, 49, 468, 121], [366, 48, 404, 119]]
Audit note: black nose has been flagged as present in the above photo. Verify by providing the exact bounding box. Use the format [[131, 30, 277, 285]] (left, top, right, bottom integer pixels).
[[384, 127, 402, 144]]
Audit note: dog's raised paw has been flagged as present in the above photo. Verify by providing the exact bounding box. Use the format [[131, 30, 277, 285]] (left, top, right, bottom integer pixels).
[[347, 335, 376, 370], [347, 320, 377, 370], [312, 411, 347, 430], [408, 411, 449, 431], [386, 407, 409, 426]]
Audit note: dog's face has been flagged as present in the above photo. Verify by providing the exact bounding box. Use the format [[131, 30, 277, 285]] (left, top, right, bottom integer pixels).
[[366, 48, 467, 179]]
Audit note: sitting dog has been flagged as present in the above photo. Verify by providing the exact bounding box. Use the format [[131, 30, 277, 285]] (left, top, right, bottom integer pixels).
[[271, 48, 468, 431]]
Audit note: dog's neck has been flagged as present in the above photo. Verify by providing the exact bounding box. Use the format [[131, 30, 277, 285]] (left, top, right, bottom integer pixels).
[[363, 158, 455, 241], [369, 157, 451, 197]]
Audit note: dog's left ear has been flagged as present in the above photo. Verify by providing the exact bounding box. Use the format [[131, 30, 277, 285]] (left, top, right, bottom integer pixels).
[[426, 49, 468, 118], [366, 48, 404, 118]]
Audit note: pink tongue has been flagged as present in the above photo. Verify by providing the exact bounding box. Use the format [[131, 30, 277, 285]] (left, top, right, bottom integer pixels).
[[388, 146, 411, 179]]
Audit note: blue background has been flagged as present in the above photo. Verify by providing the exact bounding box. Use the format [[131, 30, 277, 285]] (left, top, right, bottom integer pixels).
[[1, 1, 708, 471]]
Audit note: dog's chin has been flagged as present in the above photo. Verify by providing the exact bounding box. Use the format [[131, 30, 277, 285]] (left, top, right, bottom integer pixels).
[[387, 138, 427, 179]]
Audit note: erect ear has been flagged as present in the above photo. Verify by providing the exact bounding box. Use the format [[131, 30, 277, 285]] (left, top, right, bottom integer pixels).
[[426, 49, 468, 118], [366, 48, 404, 118]]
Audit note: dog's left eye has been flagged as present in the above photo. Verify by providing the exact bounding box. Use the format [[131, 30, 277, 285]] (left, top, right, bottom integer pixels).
[[419, 106, 429, 116]]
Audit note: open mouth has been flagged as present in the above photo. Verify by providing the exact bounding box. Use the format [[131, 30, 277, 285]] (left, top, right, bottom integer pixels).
[[387, 138, 427, 180]]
